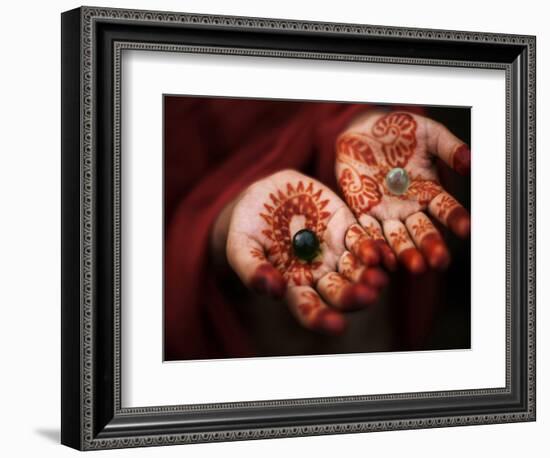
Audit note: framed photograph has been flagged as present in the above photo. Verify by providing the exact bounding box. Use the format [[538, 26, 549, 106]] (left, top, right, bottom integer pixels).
[[61, 6, 536, 450]]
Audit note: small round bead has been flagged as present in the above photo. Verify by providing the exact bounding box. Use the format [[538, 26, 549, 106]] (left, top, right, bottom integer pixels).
[[292, 229, 320, 261], [385, 167, 410, 195]]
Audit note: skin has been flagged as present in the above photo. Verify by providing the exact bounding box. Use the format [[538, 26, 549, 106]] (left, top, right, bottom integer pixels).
[[211, 170, 389, 335], [335, 110, 471, 273]]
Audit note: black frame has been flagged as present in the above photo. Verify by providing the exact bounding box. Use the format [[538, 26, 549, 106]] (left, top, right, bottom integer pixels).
[[61, 6, 536, 450]]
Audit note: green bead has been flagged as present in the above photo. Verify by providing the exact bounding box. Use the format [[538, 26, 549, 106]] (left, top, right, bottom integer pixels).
[[292, 229, 320, 262], [386, 167, 410, 195]]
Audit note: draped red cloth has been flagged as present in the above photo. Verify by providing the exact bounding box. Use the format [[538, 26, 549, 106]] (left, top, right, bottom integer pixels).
[[164, 97, 427, 361]]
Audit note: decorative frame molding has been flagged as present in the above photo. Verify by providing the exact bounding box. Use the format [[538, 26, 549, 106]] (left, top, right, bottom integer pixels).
[[61, 6, 536, 450]]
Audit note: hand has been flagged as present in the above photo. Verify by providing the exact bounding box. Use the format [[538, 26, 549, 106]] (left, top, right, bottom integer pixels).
[[335, 110, 471, 273], [216, 170, 388, 335]]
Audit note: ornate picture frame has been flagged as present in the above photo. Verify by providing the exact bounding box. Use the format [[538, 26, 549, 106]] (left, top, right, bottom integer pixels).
[[61, 6, 536, 450]]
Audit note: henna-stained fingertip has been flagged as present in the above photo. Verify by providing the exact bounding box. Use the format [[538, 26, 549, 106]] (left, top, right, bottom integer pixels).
[[447, 207, 471, 238], [452, 144, 471, 176], [399, 248, 426, 274], [250, 264, 286, 299], [421, 233, 451, 270]]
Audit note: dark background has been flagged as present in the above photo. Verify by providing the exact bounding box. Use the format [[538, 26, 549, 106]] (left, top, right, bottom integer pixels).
[[423, 106, 471, 351]]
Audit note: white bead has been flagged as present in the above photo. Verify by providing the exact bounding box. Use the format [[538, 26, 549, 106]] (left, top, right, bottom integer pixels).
[[385, 168, 410, 195]]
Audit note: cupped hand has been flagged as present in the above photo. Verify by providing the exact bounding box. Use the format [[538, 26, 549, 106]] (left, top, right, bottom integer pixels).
[[225, 170, 389, 335], [335, 110, 471, 273]]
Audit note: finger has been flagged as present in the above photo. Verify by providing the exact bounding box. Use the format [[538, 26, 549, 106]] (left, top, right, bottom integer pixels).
[[357, 215, 398, 271], [361, 267, 389, 289], [344, 223, 380, 266], [337, 251, 389, 290], [345, 219, 397, 271], [428, 192, 471, 238], [382, 220, 426, 274], [226, 232, 286, 299], [316, 272, 378, 311], [374, 239, 398, 272], [425, 117, 471, 176], [286, 286, 347, 335], [405, 212, 450, 270]]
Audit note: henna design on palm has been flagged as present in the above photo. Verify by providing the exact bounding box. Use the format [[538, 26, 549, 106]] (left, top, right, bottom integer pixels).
[[335, 111, 471, 273], [258, 181, 330, 286], [226, 170, 388, 335]]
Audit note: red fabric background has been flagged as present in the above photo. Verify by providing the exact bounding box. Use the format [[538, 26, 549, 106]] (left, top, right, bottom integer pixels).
[[164, 97, 426, 361]]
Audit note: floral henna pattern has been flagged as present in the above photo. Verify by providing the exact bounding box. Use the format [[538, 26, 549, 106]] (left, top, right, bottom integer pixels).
[[336, 133, 378, 166], [430, 193, 470, 238], [371, 112, 417, 168], [260, 181, 331, 286], [324, 273, 347, 295], [338, 167, 381, 217], [410, 217, 433, 239], [286, 260, 320, 286], [405, 179, 443, 206], [335, 113, 429, 218], [388, 227, 409, 251], [297, 291, 323, 318], [249, 247, 265, 260], [434, 194, 460, 219], [332, 110, 470, 273], [296, 290, 346, 334], [407, 215, 450, 270], [339, 252, 360, 281], [348, 225, 365, 239], [362, 222, 384, 241], [320, 272, 377, 310]]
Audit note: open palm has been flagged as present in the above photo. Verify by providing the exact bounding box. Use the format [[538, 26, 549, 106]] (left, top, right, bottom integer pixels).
[[226, 170, 387, 335], [335, 110, 471, 273]]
